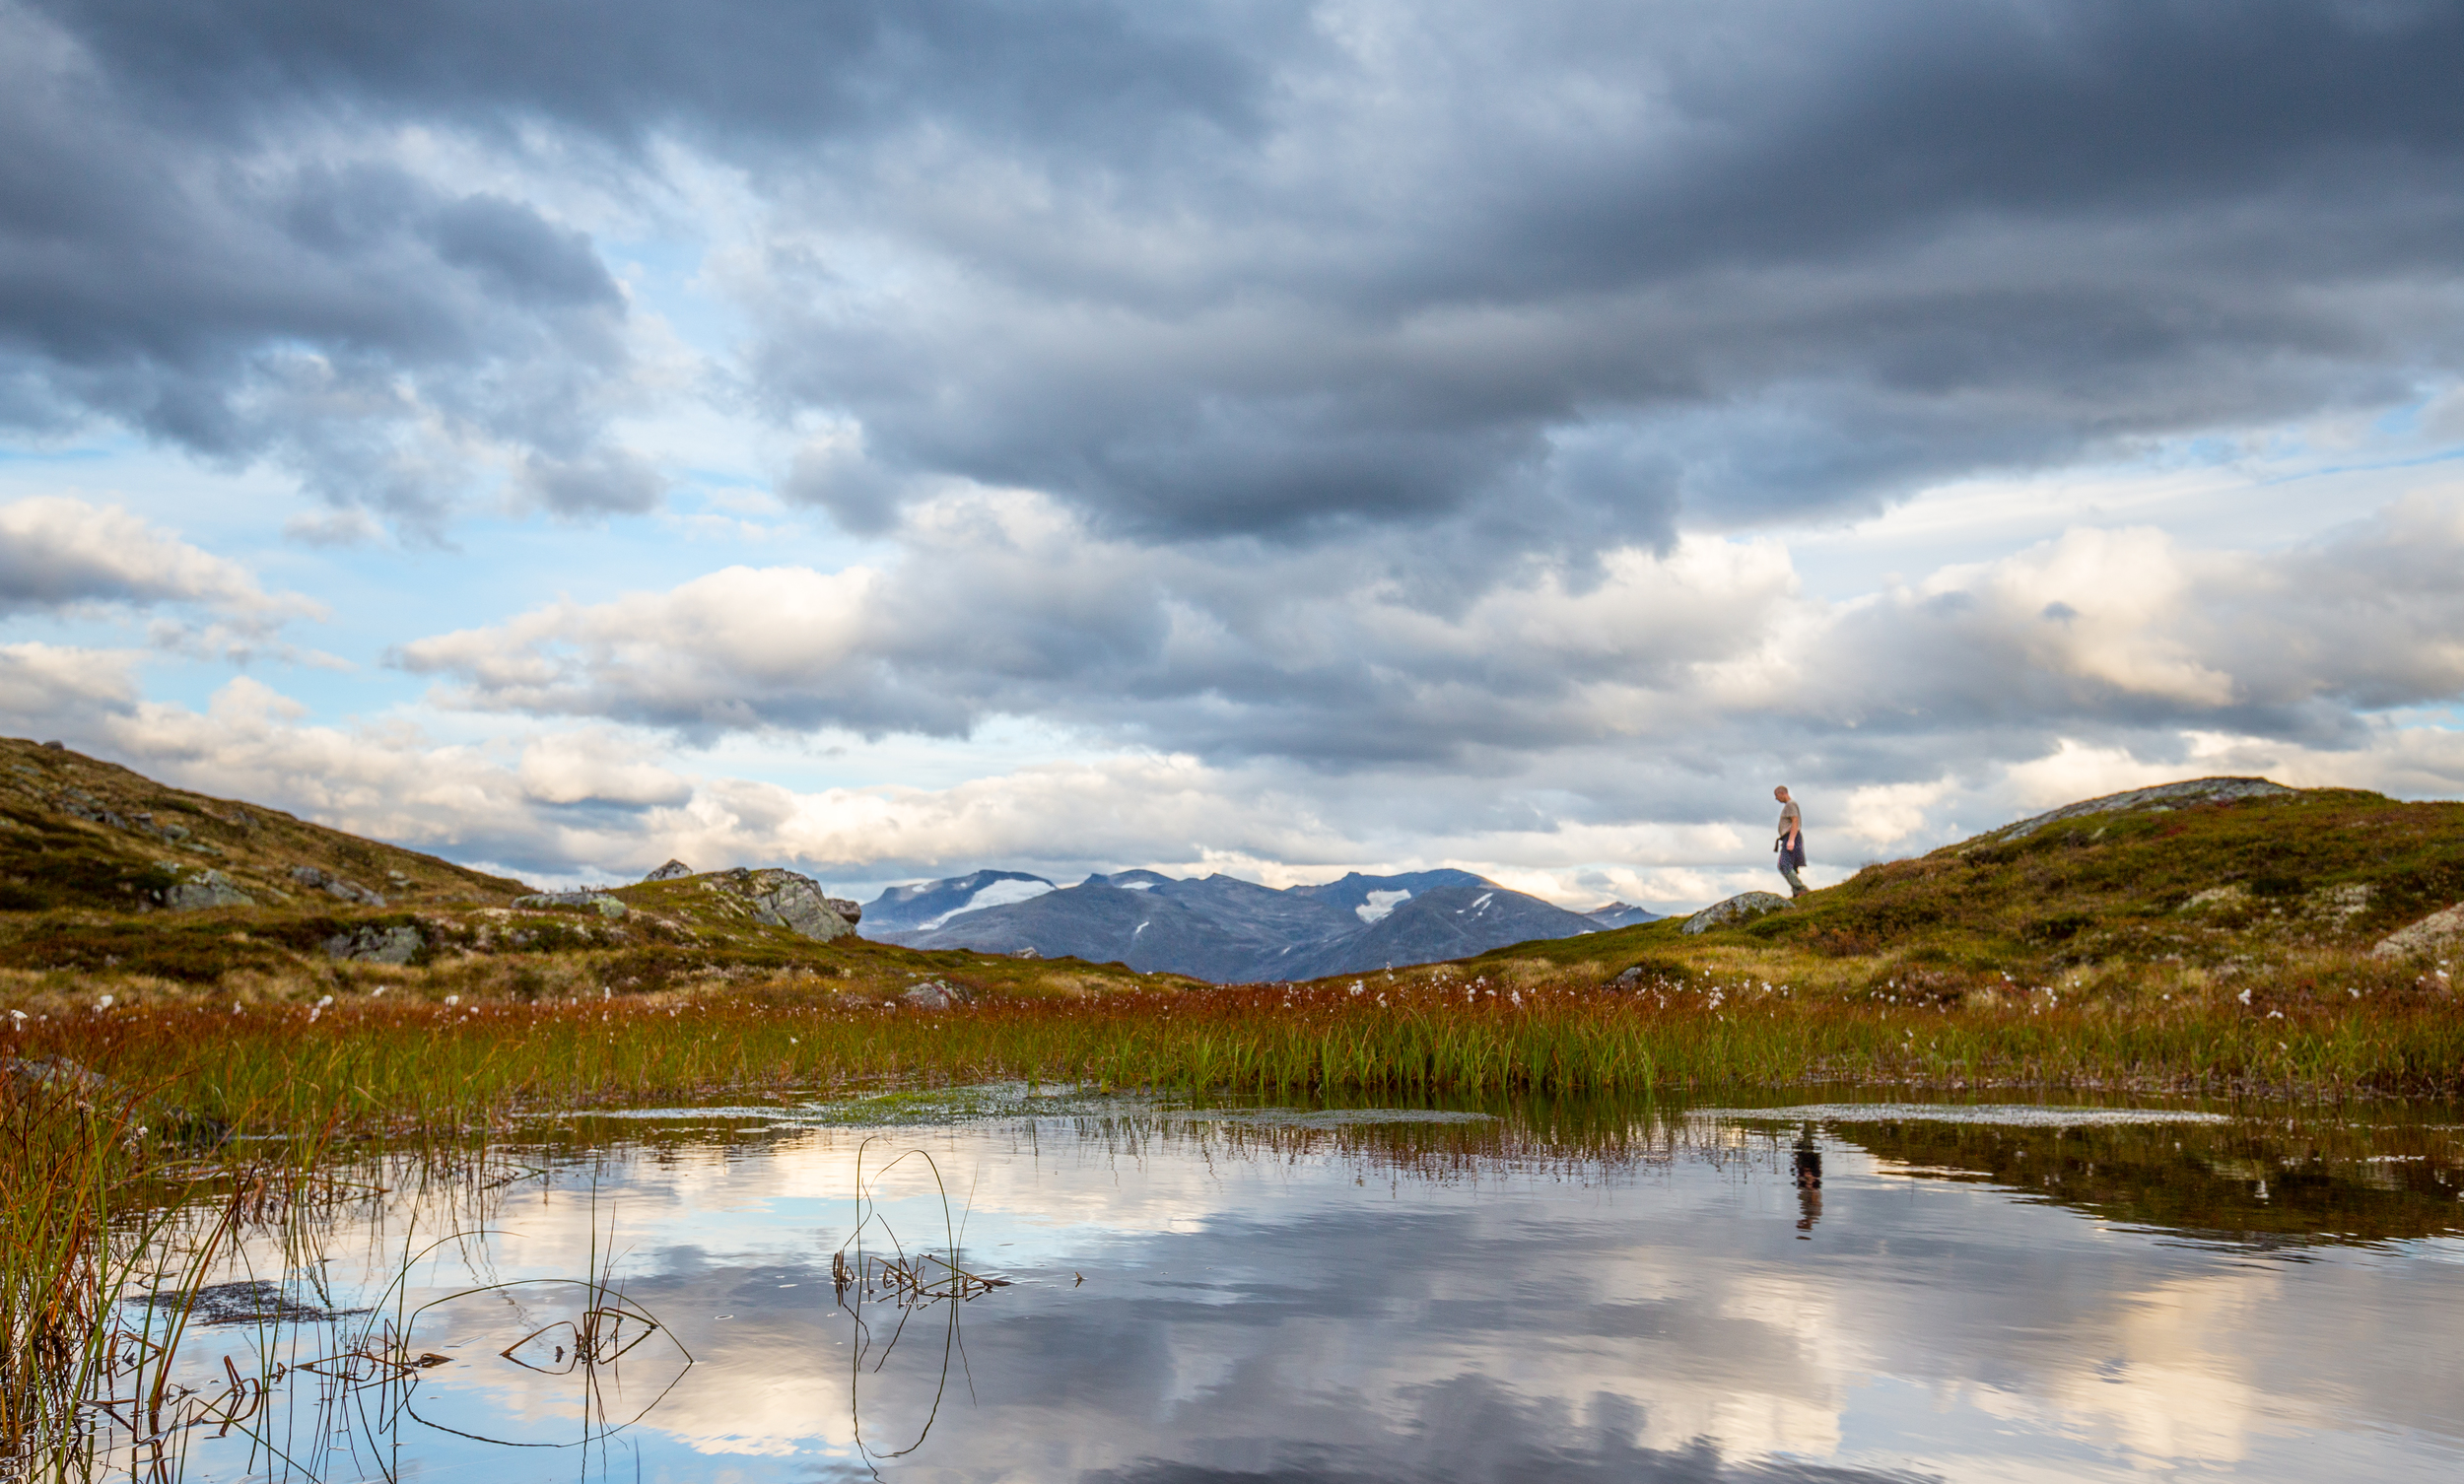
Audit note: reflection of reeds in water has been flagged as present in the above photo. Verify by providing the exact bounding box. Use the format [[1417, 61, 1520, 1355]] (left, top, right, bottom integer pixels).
[[0, 1069, 688, 1483], [832, 1138, 1012, 1474], [0, 1072, 293, 1479], [1019, 1094, 1885, 1185]]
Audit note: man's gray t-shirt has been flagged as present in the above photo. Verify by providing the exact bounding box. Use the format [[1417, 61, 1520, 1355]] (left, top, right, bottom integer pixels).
[[1777, 800, 1801, 840]]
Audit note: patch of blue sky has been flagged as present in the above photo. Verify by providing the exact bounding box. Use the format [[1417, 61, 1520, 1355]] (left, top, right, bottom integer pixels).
[[2253, 440, 2464, 487], [0, 441, 119, 465], [600, 233, 743, 351], [1785, 426, 2458, 605]]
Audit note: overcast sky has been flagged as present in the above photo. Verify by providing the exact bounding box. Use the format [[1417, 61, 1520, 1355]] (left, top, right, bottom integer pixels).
[[6, 0, 2464, 910]]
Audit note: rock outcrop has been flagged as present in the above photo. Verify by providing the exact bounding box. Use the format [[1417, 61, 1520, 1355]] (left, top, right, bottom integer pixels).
[[1983, 777, 2293, 843], [323, 925, 425, 964], [292, 865, 385, 908], [513, 890, 627, 919], [161, 865, 253, 910], [2369, 903, 2464, 960], [1681, 891, 1791, 935], [900, 978, 974, 1010], [706, 868, 860, 941], [643, 859, 695, 882]]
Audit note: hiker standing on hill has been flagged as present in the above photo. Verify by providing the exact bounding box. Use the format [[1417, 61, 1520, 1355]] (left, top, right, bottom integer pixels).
[[1774, 785, 1808, 899]]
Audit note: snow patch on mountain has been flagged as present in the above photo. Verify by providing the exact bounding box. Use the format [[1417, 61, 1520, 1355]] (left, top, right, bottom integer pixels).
[[920, 876, 1055, 930], [1355, 889, 1410, 924]]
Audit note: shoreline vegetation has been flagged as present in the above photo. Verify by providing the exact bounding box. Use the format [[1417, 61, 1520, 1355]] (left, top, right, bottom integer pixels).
[[8, 961, 2464, 1137]]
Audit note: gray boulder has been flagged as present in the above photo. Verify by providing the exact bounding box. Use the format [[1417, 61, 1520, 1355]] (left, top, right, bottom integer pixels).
[[161, 866, 253, 911], [900, 978, 974, 1010], [324, 925, 424, 965], [708, 868, 859, 940], [292, 865, 385, 908], [2369, 903, 2464, 961], [643, 859, 695, 882], [513, 890, 627, 919], [1681, 891, 1792, 936]]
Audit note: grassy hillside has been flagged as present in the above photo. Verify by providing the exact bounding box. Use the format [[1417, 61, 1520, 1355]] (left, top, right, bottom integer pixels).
[[0, 734, 525, 914], [0, 736, 1172, 1003], [1474, 777, 2464, 999]]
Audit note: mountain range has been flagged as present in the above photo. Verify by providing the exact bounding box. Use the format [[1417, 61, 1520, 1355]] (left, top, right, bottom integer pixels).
[[0, 729, 1660, 988], [861, 868, 1658, 981]]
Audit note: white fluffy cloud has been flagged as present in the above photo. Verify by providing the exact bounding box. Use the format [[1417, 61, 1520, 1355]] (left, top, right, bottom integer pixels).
[[516, 729, 694, 807], [0, 497, 304, 615], [0, 496, 326, 661], [1809, 498, 2464, 735], [391, 484, 1804, 756], [0, 640, 140, 725], [392, 489, 2464, 776]]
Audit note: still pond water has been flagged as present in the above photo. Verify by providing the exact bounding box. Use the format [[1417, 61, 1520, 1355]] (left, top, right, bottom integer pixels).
[[138, 1092, 2464, 1482]]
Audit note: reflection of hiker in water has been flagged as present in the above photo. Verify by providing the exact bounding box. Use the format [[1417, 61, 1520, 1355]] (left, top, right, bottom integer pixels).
[[1792, 1123, 1823, 1237], [1773, 785, 1808, 898]]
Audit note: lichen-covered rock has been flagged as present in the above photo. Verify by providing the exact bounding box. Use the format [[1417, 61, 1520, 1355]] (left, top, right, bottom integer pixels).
[[2179, 885, 2248, 911], [1984, 776, 2293, 843], [162, 866, 253, 910], [514, 890, 627, 918], [292, 865, 385, 908], [1681, 891, 1791, 935], [57, 788, 129, 830], [900, 978, 974, 1010], [324, 925, 424, 964], [643, 859, 695, 882], [707, 868, 857, 941], [2369, 903, 2464, 960]]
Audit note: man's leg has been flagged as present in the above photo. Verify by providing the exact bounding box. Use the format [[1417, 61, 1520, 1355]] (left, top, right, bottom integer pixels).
[[1778, 859, 1807, 897]]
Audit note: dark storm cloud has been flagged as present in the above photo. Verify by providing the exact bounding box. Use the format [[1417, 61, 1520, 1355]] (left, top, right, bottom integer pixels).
[[30, 0, 1296, 159], [9, 0, 2464, 549], [721, 0, 2464, 546], [1, 3, 637, 534]]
